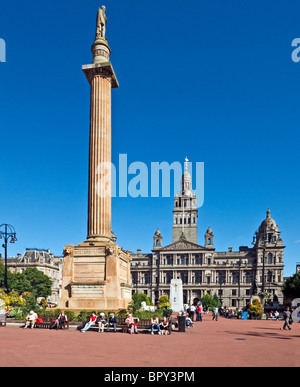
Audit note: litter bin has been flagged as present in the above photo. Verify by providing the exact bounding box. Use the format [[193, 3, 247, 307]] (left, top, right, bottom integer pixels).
[[241, 311, 248, 320], [178, 315, 186, 332]]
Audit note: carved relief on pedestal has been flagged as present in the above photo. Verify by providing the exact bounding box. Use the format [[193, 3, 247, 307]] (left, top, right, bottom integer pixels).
[[63, 246, 74, 257], [106, 245, 115, 256]]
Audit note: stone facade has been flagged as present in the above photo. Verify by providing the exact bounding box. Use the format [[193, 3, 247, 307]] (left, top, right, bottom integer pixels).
[[130, 162, 285, 309]]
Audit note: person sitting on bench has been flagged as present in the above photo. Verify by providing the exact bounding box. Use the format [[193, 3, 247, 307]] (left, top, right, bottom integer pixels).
[[50, 311, 68, 330], [160, 316, 170, 335], [107, 313, 118, 332], [98, 313, 108, 332], [125, 314, 139, 334], [24, 311, 38, 329], [81, 311, 97, 333], [150, 315, 161, 335]]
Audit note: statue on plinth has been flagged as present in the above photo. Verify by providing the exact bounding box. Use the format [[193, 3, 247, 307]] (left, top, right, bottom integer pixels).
[[96, 6, 107, 39]]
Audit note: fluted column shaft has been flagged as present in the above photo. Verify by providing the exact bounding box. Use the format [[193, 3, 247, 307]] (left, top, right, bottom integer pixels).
[[87, 74, 112, 240]]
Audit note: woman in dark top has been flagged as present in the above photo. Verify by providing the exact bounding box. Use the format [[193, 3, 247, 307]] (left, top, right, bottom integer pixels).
[[51, 311, 68, 330]]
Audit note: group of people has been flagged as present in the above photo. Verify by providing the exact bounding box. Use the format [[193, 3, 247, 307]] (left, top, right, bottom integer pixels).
[[24, 310, 68, 330], [186, 304, 204, 323], [80, 311, 171, 335], [268, 310, 280, 320], [149, 315, 170, 335], [81, 311, 118, 333]]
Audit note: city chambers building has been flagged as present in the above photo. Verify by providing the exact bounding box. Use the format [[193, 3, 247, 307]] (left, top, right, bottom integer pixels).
[[130, 160, 285, 309]]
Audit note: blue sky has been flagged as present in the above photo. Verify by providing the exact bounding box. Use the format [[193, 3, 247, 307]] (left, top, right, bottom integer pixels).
[[0, 0, 300, 277]]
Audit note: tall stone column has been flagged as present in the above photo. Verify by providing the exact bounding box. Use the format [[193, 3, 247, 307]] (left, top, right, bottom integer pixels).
[[59, 6, 132, 311], [84, 65, 112, 240], [82, 15, 118, 241]]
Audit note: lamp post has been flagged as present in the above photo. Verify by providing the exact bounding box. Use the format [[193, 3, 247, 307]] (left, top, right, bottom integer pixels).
[[0, 224, 17, 292]]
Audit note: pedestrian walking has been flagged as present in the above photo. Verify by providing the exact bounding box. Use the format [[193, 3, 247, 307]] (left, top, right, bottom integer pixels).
[[212, 306, 219, 321], [280, 306, 292, 331]]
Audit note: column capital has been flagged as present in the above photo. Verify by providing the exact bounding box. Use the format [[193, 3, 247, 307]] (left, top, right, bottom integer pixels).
[[82, 62, 119, 88]]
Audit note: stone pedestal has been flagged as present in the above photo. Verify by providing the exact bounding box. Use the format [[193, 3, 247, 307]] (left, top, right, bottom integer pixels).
[[59, 241, 131, 310]]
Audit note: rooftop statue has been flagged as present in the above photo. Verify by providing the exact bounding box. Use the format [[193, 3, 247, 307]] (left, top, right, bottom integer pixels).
[[96, 5, 107, 39]]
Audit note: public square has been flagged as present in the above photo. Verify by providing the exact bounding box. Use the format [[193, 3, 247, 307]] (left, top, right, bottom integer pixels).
[[1, 314, 299, 368], [1, 1, 300, 373]]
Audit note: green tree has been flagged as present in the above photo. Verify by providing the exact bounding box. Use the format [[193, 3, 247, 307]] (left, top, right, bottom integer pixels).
[[201, 293, 219, 309], [11, 273, 32, 295], [0, 264, 52, 298], [282, 272, 300, 300], [12, 268, 52, 299]]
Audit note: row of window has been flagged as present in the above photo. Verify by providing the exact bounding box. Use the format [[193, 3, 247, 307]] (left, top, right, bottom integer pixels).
[[174, 217, 196, 224], [133, 272, 256, 285], [174, 198, 196, 208], [132, 253, 282, 267]]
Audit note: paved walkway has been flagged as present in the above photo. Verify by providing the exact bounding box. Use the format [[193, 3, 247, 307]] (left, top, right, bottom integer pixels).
[[1, 314, 299, 367]]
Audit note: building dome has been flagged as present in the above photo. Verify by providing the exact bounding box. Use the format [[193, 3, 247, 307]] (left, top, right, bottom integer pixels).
[[259, 208, 278, 231]]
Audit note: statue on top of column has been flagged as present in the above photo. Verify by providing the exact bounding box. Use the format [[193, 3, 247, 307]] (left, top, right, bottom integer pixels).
[[96, 5, 107, 39]]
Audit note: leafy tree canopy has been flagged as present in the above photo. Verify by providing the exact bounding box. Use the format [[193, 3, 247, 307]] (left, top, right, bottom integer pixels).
[[282, 272, 300, 300], [0, 263, 52, 298]]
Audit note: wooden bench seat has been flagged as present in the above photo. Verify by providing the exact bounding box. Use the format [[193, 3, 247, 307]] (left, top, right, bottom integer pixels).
[[32, 315, 69, 329]]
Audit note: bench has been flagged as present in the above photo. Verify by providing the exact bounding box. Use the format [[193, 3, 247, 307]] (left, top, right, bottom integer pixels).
[[126, 318, 172, 334], [24, 315, 69, 329], [79, 316, 128, 333], [79, 317, 172, 334]]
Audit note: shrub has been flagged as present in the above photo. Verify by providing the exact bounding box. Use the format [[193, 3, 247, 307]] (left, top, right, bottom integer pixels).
[[248, 298, 263, 316], [157, 295, 170, 310]]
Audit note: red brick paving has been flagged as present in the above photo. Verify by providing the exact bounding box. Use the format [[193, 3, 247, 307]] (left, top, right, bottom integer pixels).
[[1, 314, 299, 367]]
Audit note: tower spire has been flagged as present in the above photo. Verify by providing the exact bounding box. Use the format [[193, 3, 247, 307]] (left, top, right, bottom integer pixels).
[[184, 156, 189, 171], [172, 157, 198, 244]]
